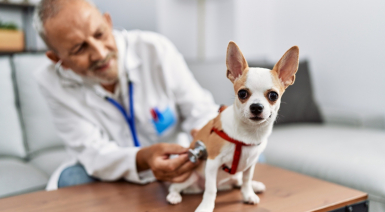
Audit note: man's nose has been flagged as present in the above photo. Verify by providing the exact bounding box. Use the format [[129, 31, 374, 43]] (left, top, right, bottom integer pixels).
[[90, 39, 108, 61], [250, 103, 264, 115]]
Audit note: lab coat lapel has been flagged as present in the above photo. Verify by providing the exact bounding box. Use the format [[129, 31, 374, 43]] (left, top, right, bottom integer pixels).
[[122, 33, 147, 125], [84, 84, 121, 118]]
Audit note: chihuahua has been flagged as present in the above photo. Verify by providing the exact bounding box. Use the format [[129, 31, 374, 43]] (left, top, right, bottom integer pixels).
[[166, 41, 299, 212]]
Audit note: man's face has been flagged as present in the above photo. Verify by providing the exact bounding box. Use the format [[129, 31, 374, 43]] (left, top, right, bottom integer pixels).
[[44, 0, 118, 85]]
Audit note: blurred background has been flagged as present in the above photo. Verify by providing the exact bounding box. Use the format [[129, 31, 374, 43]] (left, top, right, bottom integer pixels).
[[1, 0, 385, 210], [1, 0, 384, 127]]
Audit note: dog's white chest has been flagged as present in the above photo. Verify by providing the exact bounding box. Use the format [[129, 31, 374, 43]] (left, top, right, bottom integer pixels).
[[220, 143, 262, 173]]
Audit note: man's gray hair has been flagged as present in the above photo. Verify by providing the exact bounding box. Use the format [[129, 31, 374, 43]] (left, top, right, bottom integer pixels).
[[33, 0, 96, 49]]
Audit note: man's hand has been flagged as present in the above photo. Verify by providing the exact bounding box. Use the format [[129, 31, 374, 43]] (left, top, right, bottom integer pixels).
[[136, 143, 199, 183]]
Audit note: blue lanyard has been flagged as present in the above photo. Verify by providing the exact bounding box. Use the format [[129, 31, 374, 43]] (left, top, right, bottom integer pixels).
[[105, 82, 140, 147]]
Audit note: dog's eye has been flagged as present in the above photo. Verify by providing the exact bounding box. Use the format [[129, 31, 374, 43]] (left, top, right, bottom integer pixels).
[[238, 89, 248, 99], [268, 92, 279, 101]]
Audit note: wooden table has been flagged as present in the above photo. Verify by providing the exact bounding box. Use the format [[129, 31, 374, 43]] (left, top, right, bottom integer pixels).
[[0, 164, 367, 212]]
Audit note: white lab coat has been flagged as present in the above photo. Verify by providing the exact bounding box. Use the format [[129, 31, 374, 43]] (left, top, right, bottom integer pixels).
[[35, 30, 219, 190]]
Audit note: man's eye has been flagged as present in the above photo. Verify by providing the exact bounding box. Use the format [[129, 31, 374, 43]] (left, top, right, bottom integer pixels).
[[72, 44, 86, 55], [238, 89, 249, 99], [268, 91, 279, 101], [95, 32, 103, 39], [75, 47, 83, 53]]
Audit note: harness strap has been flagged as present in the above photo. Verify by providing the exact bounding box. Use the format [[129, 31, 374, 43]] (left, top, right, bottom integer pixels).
[[211, 127, 252, 175]]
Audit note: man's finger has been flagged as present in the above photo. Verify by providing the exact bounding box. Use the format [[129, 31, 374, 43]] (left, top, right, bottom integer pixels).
[[171, 171, 193, 183], [175, 159, 199, 176], [156, 153, 189, 172], [161, 143, 188, 155], [156, 158, 197, 179], [153, 171, 173, 182]]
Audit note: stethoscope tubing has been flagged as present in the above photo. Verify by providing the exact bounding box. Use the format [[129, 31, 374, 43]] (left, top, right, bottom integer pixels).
[[105, 82, 141, 147]]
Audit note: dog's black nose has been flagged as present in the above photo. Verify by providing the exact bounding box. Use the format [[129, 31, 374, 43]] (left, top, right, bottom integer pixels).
[[250, 103, 264, 115]]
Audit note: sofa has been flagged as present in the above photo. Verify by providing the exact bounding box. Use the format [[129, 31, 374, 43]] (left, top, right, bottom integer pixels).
[[1, 54, 384, 212], [0, 54, 68, 198]]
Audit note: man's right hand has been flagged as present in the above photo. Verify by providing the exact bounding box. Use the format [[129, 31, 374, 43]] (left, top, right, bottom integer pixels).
[[136, 143, 199, 183]]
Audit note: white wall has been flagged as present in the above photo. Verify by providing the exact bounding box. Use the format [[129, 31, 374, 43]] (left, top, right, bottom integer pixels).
[[157, 0, 198, 59], [156, 0, 273, 61], [93, 0, 157, 31], [204, 0, 234, 60], [270, 0, 385, 114], [158, 0, 385, 115], [234, 0, 274, 60], [157, 0, 236, 61], [2, 0, 384, 115]]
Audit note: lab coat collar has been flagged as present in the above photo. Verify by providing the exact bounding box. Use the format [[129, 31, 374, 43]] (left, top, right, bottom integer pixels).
[[57, 65, 84, 87], [113, 29, 141, 85]]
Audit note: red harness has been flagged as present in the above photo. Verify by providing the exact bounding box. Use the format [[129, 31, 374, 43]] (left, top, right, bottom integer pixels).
[[211, 105, 257, 175], [211, 128, 253, 174]]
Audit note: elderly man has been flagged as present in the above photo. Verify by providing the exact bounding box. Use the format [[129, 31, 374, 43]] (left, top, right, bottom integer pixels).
[[33, 0, 218, 190]]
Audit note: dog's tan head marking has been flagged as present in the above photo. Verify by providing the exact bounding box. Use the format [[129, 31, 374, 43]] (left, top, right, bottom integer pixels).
[[264, 89, 280, 105]]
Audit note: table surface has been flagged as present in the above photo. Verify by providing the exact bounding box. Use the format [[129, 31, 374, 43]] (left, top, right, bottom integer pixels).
[[0, 164, 367, 212]]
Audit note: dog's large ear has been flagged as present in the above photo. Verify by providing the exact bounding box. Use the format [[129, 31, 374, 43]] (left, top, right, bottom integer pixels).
[[273, 46, 299, 88], [226, 41, 248, 83]]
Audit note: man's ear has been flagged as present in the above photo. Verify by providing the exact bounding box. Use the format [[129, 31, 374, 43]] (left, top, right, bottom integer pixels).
[[273, 46, 299, 88], [46, 51, 69, 69], [226, 41, 248, 83], [103, 13, 113, 28]]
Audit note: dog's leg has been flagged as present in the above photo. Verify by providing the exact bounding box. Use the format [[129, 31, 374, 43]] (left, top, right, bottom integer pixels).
[[251, 180, 266, 193], [230, 169, 265, 192], [231, 172, 243, 188], [195, 159, 220, 212], [182, 183, 203, 194], [217, 178, 233, 191], [241, 165, 260, 204], [167, 173, 198, 205]]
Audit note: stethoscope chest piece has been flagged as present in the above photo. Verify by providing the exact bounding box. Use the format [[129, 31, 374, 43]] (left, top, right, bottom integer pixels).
[[188, 140, 207, 163]]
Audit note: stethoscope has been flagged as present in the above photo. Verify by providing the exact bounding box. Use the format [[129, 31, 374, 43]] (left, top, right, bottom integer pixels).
[[54, 59, 141, 147], [104, 81, 140, 147]]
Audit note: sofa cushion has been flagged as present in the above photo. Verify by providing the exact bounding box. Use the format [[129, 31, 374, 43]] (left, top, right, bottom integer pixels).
[[12, 54, 64, 154], [247, 61, 323, 125], [0, 56, 26, 158], [0, 158, 48, 198], [29, 147, 69, 176], [265, 124, 385, 204]]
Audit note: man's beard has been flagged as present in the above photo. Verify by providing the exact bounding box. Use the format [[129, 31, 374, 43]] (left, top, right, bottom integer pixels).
[[84, 51, 119, 85]]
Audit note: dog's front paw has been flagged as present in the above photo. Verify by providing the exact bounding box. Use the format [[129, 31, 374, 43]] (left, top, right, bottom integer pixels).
[[167, 192, 182, 205], [195, 208, 214, 212], [251, 181, 266, 193], [195, 201, 214, 212], [242, 190, 260, 204]]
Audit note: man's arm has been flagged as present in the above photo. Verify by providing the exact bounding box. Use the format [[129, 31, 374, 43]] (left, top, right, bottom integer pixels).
[[39, 84, 196, 183]]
